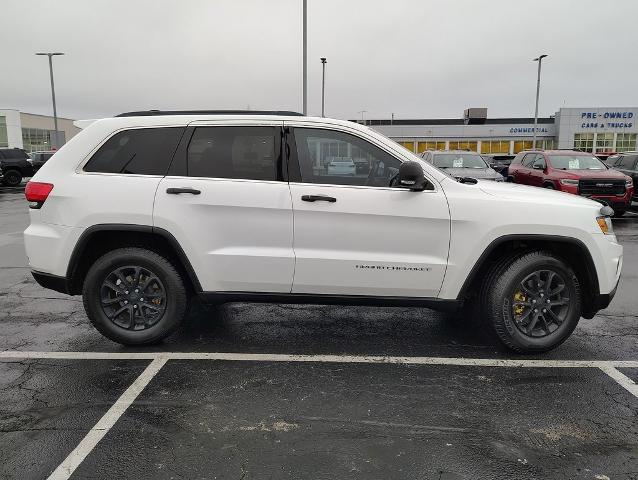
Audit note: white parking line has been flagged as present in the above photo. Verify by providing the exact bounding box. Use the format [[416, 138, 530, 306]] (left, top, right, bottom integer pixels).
[[598, 365, 638, 399], [2, 349, 638, 368], [46, 358, 167, 480]]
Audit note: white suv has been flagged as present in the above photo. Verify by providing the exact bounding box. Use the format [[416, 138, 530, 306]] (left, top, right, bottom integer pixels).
[[23, 110, 623, 353]]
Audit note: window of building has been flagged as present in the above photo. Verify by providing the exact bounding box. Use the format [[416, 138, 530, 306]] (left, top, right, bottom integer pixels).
[[538, 139, 555, 149], [480, 140, 510, 154], [573, 133, 594, 152], [293, 128, 401, 187], [616, 133, 637, 152], [397, 141, 415, 152], [448, 141, 478, 151], [85, 127, 184, 175], [417, 141, 446, 153], [595, 133, 614, 152], [513, 141, 534, 153], [187, 126, 279, 181], [0, 116, 8, 148]]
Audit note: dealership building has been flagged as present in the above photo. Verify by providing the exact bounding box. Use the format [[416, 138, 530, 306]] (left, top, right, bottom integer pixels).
[[361, 107, 637, 156], [0, 109, 81, 152]]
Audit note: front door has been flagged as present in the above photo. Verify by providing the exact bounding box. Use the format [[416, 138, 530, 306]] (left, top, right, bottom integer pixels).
[[154, 122, 295, 293], [285, 123, 451, 298]]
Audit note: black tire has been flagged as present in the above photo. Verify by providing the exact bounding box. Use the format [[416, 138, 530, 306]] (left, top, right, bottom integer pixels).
[[83, 247, 188, 345], [2, 170, 22, 187], [507, 176, 515, 183], [613, 210, 626, 218], [543, 183, 555, 189], [480, 251, 581, 353]]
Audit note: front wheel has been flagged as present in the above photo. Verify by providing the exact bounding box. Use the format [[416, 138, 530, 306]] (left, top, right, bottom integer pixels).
[[83, 247, 188, 345], [481, 251, 581, 353]]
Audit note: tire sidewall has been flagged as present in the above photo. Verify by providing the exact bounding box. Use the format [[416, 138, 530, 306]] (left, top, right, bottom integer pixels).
[[3, 170, 22, 187], [83, 249, 186, 345], [492, 255, 581, 352]]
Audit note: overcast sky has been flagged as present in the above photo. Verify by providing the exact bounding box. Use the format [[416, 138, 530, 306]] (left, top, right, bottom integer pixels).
[[2, 0, 637, 121]]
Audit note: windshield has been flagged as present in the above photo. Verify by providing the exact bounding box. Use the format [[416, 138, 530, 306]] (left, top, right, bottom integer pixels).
[[548, 155, 607, 170], [432, 153, 488, 169]]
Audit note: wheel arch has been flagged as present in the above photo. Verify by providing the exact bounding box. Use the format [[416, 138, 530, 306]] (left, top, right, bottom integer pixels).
[[66, 224, 202, 295], [457, 234, 600, 317]]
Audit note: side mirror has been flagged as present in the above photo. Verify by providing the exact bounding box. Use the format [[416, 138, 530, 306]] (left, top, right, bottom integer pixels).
[[533, 163, 544, 170], [398, 161, 427, 191]]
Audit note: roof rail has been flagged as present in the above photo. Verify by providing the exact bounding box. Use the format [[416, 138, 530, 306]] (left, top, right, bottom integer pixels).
[[115, 110, 304, 117]]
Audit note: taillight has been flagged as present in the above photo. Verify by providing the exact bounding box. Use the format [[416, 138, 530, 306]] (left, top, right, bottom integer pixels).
[[25, 181, 54, 209]]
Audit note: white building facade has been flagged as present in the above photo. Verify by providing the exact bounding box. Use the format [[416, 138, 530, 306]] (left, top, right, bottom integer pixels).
[[363, 107, 637, 155], [0, 109, 81, 152]]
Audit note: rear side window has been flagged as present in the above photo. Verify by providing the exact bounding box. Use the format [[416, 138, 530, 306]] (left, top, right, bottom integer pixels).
[[187, 126, 280, 181], [521, 153, 537, 167], [84, 127, 184, 175]]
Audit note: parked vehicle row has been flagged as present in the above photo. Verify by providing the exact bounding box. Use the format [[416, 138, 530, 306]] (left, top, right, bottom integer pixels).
[[24, 111, 622, 353], [507, 150, 634, 216], [606, 152, 638, 200]]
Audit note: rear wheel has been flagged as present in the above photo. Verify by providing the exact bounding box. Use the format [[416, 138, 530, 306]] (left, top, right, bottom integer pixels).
[[481, 251, 581, 353], [613, 210, 626, 218], [83, 247, 188, 345], [543, 183, 555, 189], [2, 170, 22, 187]]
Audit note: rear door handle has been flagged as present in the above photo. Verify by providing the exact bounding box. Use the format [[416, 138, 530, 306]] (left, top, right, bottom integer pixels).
[[166, 187, 201, 195], [301, 194, 337, 203]]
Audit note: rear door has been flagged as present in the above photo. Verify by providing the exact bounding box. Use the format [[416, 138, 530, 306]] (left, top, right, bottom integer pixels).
[[285, 122, 450, 298], [154, 120, 295, 293]]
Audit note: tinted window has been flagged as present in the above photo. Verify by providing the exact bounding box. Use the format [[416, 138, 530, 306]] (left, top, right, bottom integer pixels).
[[187, 126, 279, 181], [521, 153, 537, 167], [84, 127, 184, 175], [607, 155, 620, 166], [619, 155, 637, 169], [293, 128, 401, 187]]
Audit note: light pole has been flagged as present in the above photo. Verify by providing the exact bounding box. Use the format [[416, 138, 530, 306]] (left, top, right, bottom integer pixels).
[[358, 110, 367, 125], [532, 54, 548, 149], [302, 0, 307, 115], [36, 52, 64, 149], [320, 57, 327, 117]]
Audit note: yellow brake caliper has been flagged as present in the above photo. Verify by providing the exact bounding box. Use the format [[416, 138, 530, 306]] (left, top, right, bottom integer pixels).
[[513, 290, 526, 316]]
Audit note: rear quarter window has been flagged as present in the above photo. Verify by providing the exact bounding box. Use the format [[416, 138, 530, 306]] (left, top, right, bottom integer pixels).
[[84, 127, 184, 175]]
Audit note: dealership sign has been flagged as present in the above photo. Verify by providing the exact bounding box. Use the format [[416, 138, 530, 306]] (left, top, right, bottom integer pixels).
[[509, 127, 549, 134], [580, 111, 634, 129]]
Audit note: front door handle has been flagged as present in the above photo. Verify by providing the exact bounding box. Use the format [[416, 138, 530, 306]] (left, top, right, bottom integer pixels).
[[166, 187, 201, 195], [301, 194, 337, 203]]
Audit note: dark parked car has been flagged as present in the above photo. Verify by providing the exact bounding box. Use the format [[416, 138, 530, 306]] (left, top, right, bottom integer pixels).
[[29, 151, 56, 171], [508, 149, 634, 216], [607, 152, 638, 200], [482, 153, 515, 177], [0, 148, 35, 187]]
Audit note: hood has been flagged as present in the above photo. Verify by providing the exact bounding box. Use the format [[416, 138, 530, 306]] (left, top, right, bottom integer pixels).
[[556, 168, 628, 180], [441, 167, 502, 180], [476, 179, 601, 209]]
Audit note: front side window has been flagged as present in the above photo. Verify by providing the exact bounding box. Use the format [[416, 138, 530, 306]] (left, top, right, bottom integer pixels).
[[619, 155, 637, 169], [521, 153, 537, 167], [293, 128, 401, 187], [431, 153, 488, 169], [85, 127, 184, 175], [186, 126, 280, 181], [548, 154, 606, 170]]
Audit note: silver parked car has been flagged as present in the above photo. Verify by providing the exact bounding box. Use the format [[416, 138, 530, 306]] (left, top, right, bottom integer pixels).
[[421, 150, 504, 181]]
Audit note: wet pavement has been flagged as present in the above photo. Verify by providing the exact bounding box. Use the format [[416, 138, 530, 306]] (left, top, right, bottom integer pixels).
[[1, 184, 637, 479]]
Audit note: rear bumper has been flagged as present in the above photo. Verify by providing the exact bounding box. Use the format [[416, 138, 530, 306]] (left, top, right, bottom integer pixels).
[[31, 270, 71, 295]]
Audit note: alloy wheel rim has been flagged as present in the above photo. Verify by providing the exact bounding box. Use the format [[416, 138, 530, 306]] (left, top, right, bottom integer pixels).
[[100, 265, 166, 330], [511, 269, 570, 338]]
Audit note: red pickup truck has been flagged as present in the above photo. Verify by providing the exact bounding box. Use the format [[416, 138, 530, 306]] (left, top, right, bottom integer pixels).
[[508, 149, 634, 216]]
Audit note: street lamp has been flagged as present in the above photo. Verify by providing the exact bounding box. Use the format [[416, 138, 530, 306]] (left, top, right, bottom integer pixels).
[[36, 52, 64, 149], [320, 57, 327, 117], [532, 54, 548, 149], [358, 110, 367, 125]]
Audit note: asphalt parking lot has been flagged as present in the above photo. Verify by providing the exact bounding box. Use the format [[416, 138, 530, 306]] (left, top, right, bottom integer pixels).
[[1, 184, 638, 480]]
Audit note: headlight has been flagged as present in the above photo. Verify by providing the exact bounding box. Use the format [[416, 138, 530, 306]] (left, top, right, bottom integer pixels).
[[596, 216, 614, 235], [559, 179, 579, 186], [626, 178, 633, 187]]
